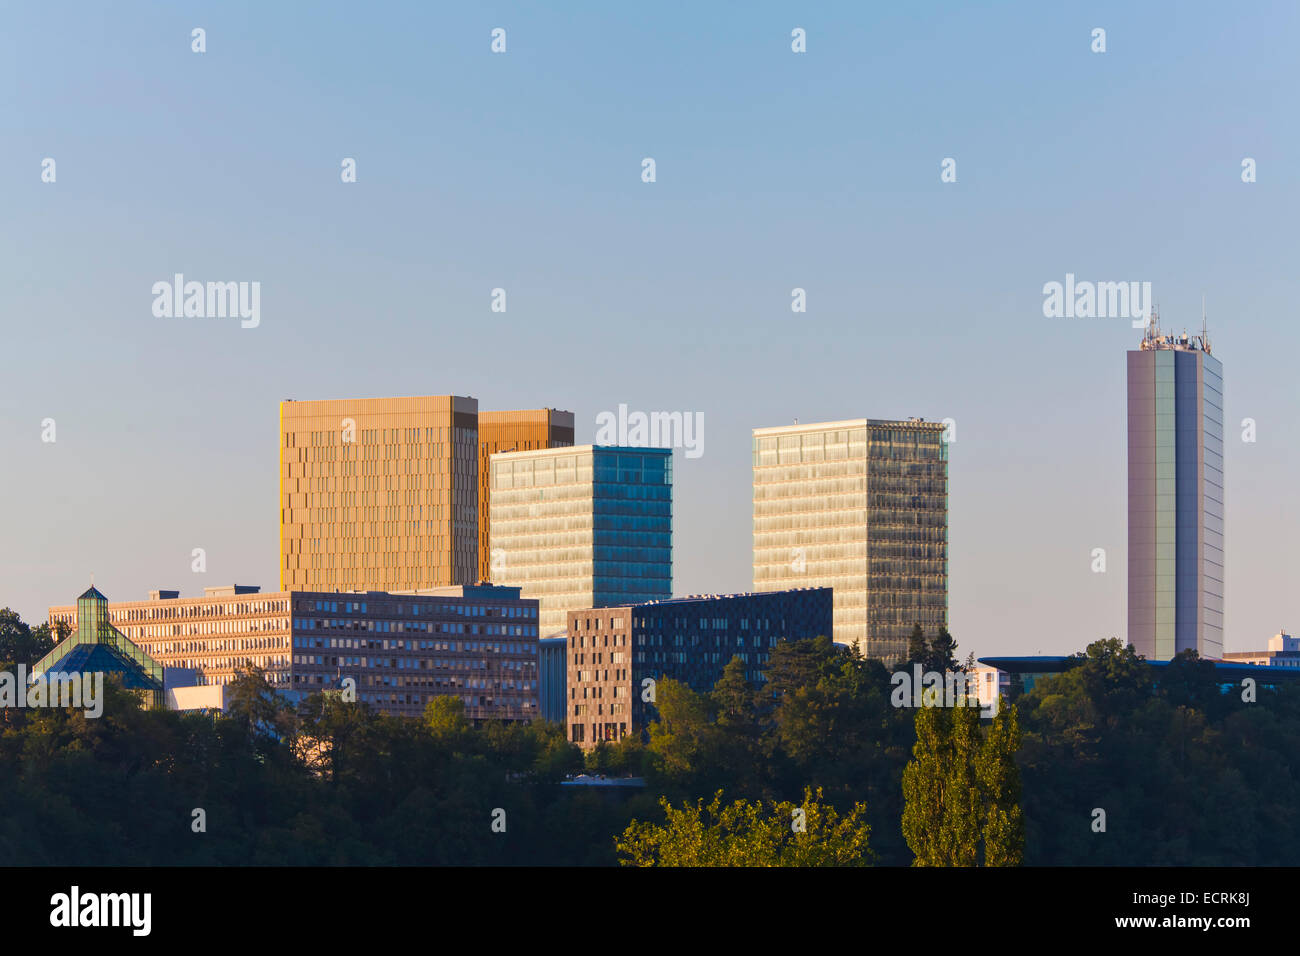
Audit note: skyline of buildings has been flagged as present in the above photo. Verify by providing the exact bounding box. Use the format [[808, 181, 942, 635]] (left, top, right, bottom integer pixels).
[[9, 1, 1295, 672], [23, 321, 1285, 705]]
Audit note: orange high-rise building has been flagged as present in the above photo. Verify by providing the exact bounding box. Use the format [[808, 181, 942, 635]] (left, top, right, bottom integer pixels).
[[280, 397, 573, 593], [280, 395, 480, 592]]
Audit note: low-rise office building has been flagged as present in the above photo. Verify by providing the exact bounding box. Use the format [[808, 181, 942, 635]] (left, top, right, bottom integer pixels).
[[565, 587, 832, 747], [1222, 631, 1300, 669], [51, 583, 540, 721]]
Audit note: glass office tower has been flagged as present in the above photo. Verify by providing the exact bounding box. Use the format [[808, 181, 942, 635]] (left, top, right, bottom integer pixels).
[[753, 418, 949, 663], [489, 446, 672, 634], [1127, 320, 1224, 660]]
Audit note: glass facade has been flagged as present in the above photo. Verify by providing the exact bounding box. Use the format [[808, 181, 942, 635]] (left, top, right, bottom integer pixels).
[[489, 446, 673, 634], [752, 419, 949, 663], [35, 588, 166, 709], [477, 409, 575, 582]]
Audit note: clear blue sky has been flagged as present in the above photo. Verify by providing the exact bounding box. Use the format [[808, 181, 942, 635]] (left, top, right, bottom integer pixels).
[[3, 1, 1297, 660]]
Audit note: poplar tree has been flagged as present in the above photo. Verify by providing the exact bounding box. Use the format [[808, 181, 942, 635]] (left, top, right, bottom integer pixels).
[[902, 699, 1024, 866], [977, 702, 1024, 866]]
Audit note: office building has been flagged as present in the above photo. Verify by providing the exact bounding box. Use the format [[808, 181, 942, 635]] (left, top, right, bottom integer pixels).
[[50, 583, 540, 721], [1127, 318, 1224, 660], [565, 587, 832, 747], [489, 445, 672, 634], [978, 654, 1300, 695], [752, 418, 949, 663], [1223, 631, 1299, 669], [478, 409, 575, 582], [280, 395, 480, 593]]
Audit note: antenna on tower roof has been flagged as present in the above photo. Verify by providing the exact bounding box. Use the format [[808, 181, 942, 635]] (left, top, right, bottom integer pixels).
[[1201, 294, 1211, 353]]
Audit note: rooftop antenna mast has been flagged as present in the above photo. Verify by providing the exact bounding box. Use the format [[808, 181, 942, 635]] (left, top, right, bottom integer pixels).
[[1201, 294, 1210, 352]]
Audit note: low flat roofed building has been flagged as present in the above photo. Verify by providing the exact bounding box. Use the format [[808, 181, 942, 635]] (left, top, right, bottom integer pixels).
[[978, 654, 1300, 697], [565, 587, 832, 748], [51, 584, 541, 722], [1223, 631, 1300, 669]]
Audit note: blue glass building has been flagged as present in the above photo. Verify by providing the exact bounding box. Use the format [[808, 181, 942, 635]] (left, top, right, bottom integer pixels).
[[489, 446, 673, 634]]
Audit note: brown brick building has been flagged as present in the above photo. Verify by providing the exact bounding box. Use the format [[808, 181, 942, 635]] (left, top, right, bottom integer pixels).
[[565, 588, 833, 747]]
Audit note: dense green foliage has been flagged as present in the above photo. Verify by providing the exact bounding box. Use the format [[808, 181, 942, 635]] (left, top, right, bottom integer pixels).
[[628, 636, 917, 864], [0, 668, 646, 865], [617, 787, 873, 866], [1016, 638, 1300, 865], [2, 601, 1297, 866]]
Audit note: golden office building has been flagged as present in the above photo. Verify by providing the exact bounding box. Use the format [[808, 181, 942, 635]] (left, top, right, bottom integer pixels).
[[477, 409, 575, 582], [752, 418, 949, 663], [280, 395, 481, 592]]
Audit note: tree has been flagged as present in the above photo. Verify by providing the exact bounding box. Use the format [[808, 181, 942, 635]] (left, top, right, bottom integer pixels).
[[712, 656, 756, 729], [424, 695, 470, 738], [977, 703, 1024, 866], [902, 698, 1022, 866], [926, 627, 959, 674], [901, 703, 949, 865], [937, 703, 982, 865], [0, 609, 57, 667], [227, 663, 296, 744], [906, 623, 928, 667], [646, 678, 725, 784], [617, 787, 873, 866]]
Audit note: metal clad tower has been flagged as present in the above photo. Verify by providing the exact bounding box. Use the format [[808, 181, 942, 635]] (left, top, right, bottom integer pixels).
[[1127, 314, 1224, 660]]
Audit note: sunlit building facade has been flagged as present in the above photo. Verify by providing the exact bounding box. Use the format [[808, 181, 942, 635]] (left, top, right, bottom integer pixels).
[[489, 446, 673, 634], [752, 418, 949, 663], [478, 409, 575, 582], [280, 395, 480, 593]]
